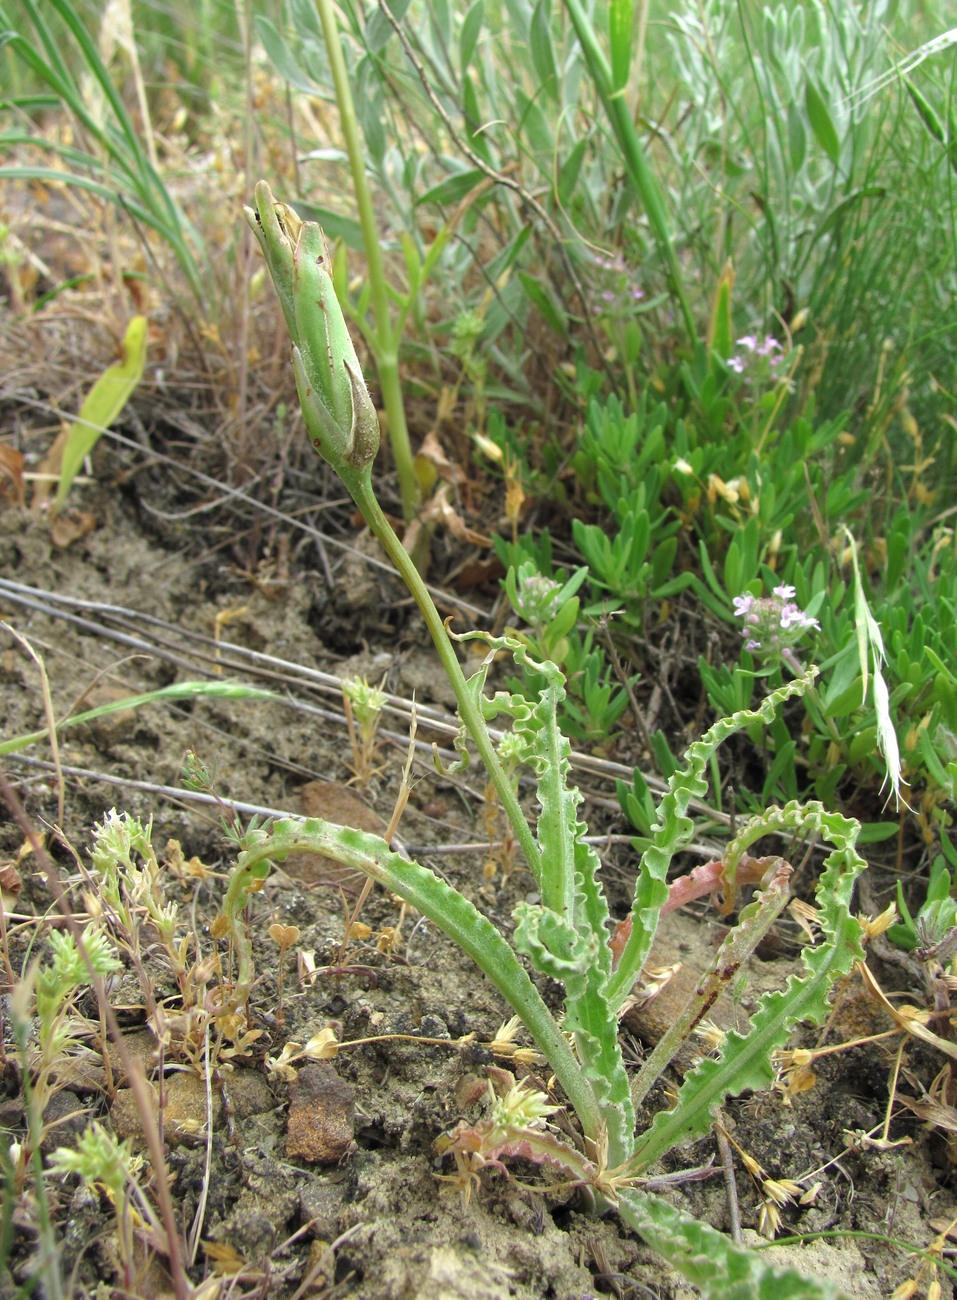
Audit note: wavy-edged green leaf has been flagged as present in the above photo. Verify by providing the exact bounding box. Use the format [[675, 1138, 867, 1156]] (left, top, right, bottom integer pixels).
[[617, 1189, 842, 1298], [511, 652, 633, 1155], [629, 857, 793, 1111], [607, 672, 818, 1008], [630, 800, 865, 1171], [422, 625, 634, 1161]]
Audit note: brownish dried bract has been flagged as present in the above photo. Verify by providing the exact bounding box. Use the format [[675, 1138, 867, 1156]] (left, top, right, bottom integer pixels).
[[0, 859, 22, 910], [49, 506, 97, 549], [0, 446, 25, 504]]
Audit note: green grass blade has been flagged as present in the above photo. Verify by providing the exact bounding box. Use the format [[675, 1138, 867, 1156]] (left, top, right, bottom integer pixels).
[[0, 682, 277, 756], [0, 1, 207, 301], [562, 0, 695, 342]]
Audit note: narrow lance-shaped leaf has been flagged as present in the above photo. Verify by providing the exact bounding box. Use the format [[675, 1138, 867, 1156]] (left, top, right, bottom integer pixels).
[[459, 0, 484, 75], [905, 78, 945, 143], [707, 260, 735, 362], [805, 77, 841, 167], [55, 315, 147, 512], [608, 0, 634, 92]]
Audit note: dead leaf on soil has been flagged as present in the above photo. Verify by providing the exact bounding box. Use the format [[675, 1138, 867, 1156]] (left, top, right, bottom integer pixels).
[[0, 447, 25, 504], [858, 960, 957, 1061], [202, 1240, 248, 1276], [31, 422, 70, 514], [49, 507, 97, 549], [420, 481, 493, 547], [929, 1213, 957, 1239], [1, 860, 23, 912], [414, 429, 471, 498]]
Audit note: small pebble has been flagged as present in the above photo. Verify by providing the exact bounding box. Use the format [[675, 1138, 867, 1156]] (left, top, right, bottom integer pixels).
[[285, 1062, 355, 1165]]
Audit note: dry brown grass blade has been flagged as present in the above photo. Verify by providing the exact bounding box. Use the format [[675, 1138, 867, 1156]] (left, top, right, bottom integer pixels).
[[2, 621, 64, 826], [857, 959, 957, 1061]]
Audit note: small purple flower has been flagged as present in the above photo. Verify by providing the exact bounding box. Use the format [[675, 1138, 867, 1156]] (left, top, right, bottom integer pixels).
[[728, 333, 789, 384], [591, 250, 643, 317], [779, 604, 819, 631], [732, 584, 819, 663]]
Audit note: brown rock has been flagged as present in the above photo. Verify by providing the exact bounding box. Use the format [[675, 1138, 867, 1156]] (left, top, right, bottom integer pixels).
[[109, 1073, 209, 1147], [285, 1062, 354, 1164]]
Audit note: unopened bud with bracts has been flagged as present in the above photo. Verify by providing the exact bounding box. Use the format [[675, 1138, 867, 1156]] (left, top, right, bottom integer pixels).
[[244, 181, 380, 491]]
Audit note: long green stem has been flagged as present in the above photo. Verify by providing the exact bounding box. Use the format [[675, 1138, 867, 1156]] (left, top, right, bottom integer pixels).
[[314, 0, 420, 521], [562, 0, 696, 344], [353, 483, 544, 883]]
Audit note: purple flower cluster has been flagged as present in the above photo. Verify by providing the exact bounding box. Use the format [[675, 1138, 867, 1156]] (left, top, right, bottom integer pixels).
[[733, 585, 820, 655], [591, 251, 644, 314], [727, 333, 785, 375]]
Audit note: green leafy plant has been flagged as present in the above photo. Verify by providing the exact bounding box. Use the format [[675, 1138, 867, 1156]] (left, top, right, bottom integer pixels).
[[888, 830, 957, 953], [7, 916, 121, 1240], [88, 807, 268, 1059], [48, 1123, 157, 1293], [342, 673, 387, 784], [240, 182, 874, 1293]]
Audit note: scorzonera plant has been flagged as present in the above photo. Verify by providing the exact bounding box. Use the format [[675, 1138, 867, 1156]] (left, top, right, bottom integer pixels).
[[240, 182, 866, 1296]]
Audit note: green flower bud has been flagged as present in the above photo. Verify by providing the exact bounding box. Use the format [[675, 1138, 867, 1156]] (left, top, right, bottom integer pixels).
[[245, 181, 380, 487]]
